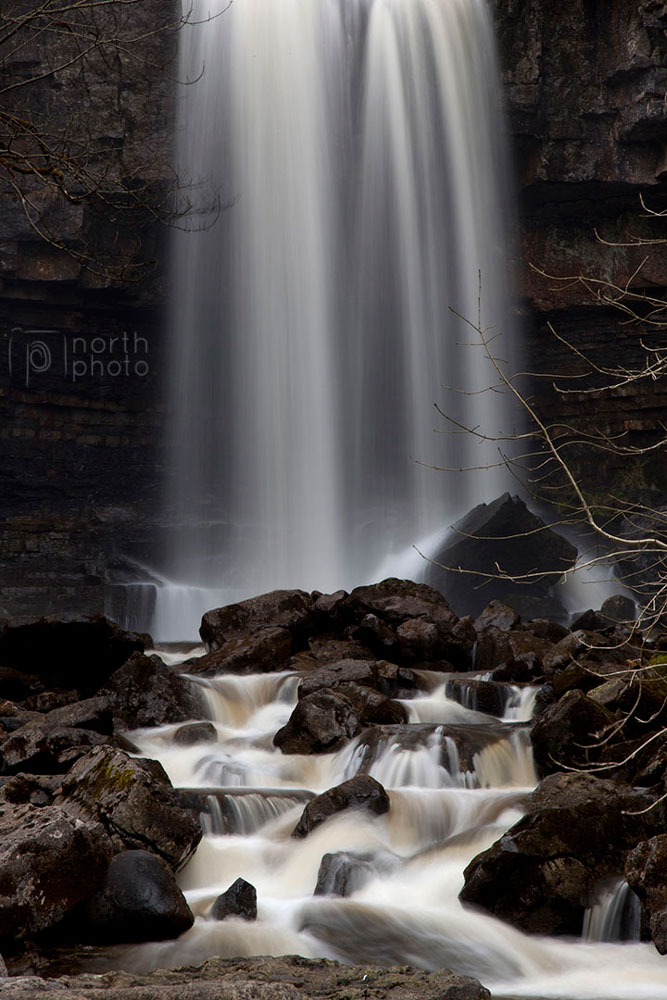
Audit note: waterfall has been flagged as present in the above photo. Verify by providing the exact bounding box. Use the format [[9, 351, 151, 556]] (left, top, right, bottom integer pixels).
[[146, 0, 515, 640]]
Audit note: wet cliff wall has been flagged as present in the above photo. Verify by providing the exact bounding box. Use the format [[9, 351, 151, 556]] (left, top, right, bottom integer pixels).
[[493, 0, 667, 503], [0, 0, 665, 622], [0, 1, 177, 621]]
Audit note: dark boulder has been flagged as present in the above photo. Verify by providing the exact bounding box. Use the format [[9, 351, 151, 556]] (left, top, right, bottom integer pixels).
[[312, 590, 348, 618], [292, 775, 390, 838], [0, 724, 108, 776], [348, 615, 398, 657], [375, 661, 418, 698], [101, 653, 204, 728], [298, 659, 378, 698], [0, 616, 147, 696], [22, 689, 79, 713], [460, 772, 657, 936], [601, 594, 636, 624], [425, 494, 578, 617], [0, 800, 112, 946], [273, 690, 361, 754], [200, 590, 313, 651], [56, 746, 201, 870], [395, 618, 442, 663], [570, 609, 608, 632], [542, 629, 628, 673], [210, 877, 257, 921], [0, 667, 44, 702], [339, 578, 455, 627], [0, 773, 59, 807], [173, 722, 218, 746], [474, 601, 520, 633], [530, 689, 616, 775], [307, 636, 375, 664], [339, 684, 407, 726], [626, 835, 667, 953], [188, 627, 293, 676], [339, 579, 475, 668], [72, 850, 194, 944], [0, 696, 113, 775]]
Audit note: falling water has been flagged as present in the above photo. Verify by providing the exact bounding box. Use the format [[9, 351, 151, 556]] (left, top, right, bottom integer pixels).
[[148, 0, 515, 639], [108, 657, 667, 999]]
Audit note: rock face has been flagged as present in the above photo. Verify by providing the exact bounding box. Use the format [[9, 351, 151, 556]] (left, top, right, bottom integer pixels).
[[626, 836, 667, 954], [0, 956, 492, 1000], [56, 746, 201, 870], [0, 800, 112, 947], [291, 775, 391, 838], [100, 653, 204, 728], [530, 689, 616, 775], [492, 0, 667, 503], [0, 0, 176, 623], [460, 772, 657, 935]]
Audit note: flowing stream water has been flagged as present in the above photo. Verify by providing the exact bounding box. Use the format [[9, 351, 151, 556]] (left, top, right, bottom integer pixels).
[[106, 657, 667, 999], [132, 0, 519, 640]]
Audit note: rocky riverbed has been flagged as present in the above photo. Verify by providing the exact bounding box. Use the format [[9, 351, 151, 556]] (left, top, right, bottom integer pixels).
[[0, 579, 665, 997]]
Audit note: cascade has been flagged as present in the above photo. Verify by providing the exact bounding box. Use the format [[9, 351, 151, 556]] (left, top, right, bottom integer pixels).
[[107, 651, 667, 999], [144, 0, 515, 639]]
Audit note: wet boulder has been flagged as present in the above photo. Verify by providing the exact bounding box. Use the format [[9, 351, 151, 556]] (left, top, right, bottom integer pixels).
[[173, 722, 217, 746], [200, 590, 314, 651], [0, 696, 113, 775], [425, 493, 578, 618], [100, 652, 204, 728], [210, 877, 257, 921], [0, 616, 147, 697], [56, 746, 201, 870], [71, 849, 194, 944], [292, 775, 390, 838], [339, 684, 407, 726], [530, 689, 616, 775], [189, 627, 293, 676], [395, 618, 442, 663], [307, 636, 375, 664], [339, 578, 456, 628], [474, 601, 520, 633], [273, 690, 361, 754], [601, 594, 636, 624], [298, 659, 378, 698], [0, 800, 112, 947], [348, 614, 399, 657], [460, 772, 657, 936], [626, 835, 667, 953]]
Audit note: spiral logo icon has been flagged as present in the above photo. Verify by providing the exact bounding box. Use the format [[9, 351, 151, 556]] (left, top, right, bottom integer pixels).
[[25, 341, 52, 384], [8, 330, 56, 386]]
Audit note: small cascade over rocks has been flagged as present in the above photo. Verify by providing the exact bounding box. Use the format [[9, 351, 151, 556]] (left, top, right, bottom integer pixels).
[[2, 585, 667, 999], [68, 579, 667, 997], [583, 879, 642, 944]]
